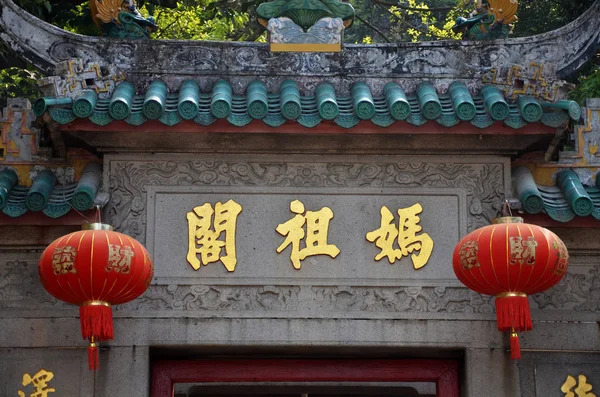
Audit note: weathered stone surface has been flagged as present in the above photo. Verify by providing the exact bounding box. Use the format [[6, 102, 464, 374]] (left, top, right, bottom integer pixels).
[[3, 253, 599, 321], [65, 130, 558, 158], [0, 348, 94, 397], [1, 249, 599, 397], [105, 155, 508, 244], [519, 352, 600, 397], [148, 187, 464, 280], [560, 99, 600, 166], [38, 58, 125, 99], [1, 0, 599, 92], [0, 99, 45, 163], [464, 349, 520, 397], [533, 270, 600, 313]]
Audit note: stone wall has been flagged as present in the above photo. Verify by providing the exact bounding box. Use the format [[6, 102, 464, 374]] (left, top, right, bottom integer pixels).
[[1, 153, 599, 396]]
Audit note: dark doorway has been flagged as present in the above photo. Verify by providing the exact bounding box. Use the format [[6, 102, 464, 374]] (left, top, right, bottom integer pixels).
[[151, 359, 459, 397]]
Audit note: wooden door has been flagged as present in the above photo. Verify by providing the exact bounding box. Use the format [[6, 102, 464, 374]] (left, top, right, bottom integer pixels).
[[151, 359, 459, 397]]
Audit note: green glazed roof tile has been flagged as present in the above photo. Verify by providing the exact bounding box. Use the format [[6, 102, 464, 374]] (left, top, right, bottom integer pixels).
[[194, 113, 216, 126], [39, 79, 579, 131], [513, 167, 600, 223], [0, 163, 102, 218], [298, 114, 322, 128]]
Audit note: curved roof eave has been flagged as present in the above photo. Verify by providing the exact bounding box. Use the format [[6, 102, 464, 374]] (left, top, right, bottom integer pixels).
[[0, 0, 599, 80]]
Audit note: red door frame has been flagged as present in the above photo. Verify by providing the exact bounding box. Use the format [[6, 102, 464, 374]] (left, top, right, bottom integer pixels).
[[151, 359, 459, 397]]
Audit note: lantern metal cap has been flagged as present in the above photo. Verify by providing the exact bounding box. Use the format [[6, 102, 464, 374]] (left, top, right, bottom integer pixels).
[[492, 216, 523, 224], [82, 223, 114, 231]]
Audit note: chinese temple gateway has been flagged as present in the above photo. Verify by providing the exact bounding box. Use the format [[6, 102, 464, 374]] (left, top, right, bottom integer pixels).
[[1, 0, 600, 396]]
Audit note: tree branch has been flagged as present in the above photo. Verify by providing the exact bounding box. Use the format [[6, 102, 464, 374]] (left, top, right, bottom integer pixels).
[[371, 0, 454, 12], [372, 0, 450, 40], [355, 13, 394, 43]]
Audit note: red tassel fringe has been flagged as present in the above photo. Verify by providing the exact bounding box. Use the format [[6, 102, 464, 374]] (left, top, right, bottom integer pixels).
[[495, 295, 533, 332], [80, 304, 114, 340], [510, 332, 521, 360], [88, 344, 99, 370]]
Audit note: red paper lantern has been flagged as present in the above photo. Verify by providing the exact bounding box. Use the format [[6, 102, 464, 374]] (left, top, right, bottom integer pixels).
[[39, 223, 153, 370], [452, 217, 568, 359]]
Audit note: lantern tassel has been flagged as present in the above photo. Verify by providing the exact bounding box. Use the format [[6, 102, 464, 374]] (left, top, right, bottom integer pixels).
[[510, 331, 521, 360], [80, 302, 114, 341], [88, 340, 99, 370], [495, 294, 532, 332]]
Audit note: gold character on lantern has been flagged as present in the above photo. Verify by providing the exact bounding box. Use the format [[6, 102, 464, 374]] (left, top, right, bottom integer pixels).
[[106, 244, 134, 273], [458, 240, 481, 270], [561, 374, 596, 397], [509, 236, 538, 266], [554, 240, 569, 276], [366, 203, 433, 269], [51, 246, 77, 275], [17, 369, 56, 397], [276, 199, 340, 270], [187, 200, 242, 272]]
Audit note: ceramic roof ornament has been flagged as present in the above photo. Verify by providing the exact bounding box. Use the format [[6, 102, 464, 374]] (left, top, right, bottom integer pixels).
[[453, 0, 518, 40], [257, 0, 355, 52], [90, 0, 158, 38], [0, 0, 597, 83]]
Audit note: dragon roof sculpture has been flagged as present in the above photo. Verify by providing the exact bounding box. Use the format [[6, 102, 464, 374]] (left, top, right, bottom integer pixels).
[[89, 0, 157, 38], [453, 0, 519, 40]]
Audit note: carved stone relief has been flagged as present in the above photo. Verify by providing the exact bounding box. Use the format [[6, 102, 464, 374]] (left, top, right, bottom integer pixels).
[[532, 265, 600, 312], [107, 159, 506, 244], [0, 256, 495, 315], [2, 0, 599, 86], [0, 259, 65, 310], [1, 257, 599, 318], [113, 284, 496, 315]]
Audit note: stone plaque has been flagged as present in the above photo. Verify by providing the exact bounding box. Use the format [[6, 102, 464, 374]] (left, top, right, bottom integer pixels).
[[534, 362, 600, 396], [0, 349, 91, 397], [146, 186, 466, 283]]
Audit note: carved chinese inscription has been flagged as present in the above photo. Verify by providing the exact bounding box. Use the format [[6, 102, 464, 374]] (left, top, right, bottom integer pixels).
[[17, 369, 56, 397], [366, 203, 433, 269], [562, 375, 596, 397], [186, 200, 243, 272], [276, 200, 340, 270]]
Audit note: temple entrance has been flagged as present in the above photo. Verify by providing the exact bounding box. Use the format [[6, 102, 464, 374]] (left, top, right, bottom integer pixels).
[[151, 359, 459, 397], [176, 382, 437, 397]]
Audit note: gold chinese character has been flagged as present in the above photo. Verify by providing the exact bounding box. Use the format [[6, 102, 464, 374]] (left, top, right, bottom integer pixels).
[[458, 240, 480, 270], [51, 246, 76, 275], [17, 369, 56, 397], [366, 203, 434, 269], [106, 244, 134, 273], [562, 375, 596, 397], [509, 236, 538, 266], [276, 200, 340, 270], [187, 200, 242, 272], [554, 241, 569, 276]]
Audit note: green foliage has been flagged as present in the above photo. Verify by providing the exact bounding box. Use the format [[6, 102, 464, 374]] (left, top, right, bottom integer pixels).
[[570, 67, 600, 105], [8, 0, 600, 42], [3, 0, 600, 103], [146, 2, 257, 40], [389, 0, 463, 42], [513, 0, 596, 37], [345, 0, 464, 43], [0, 68, 41, 103], [13, 0, 89, 31]]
